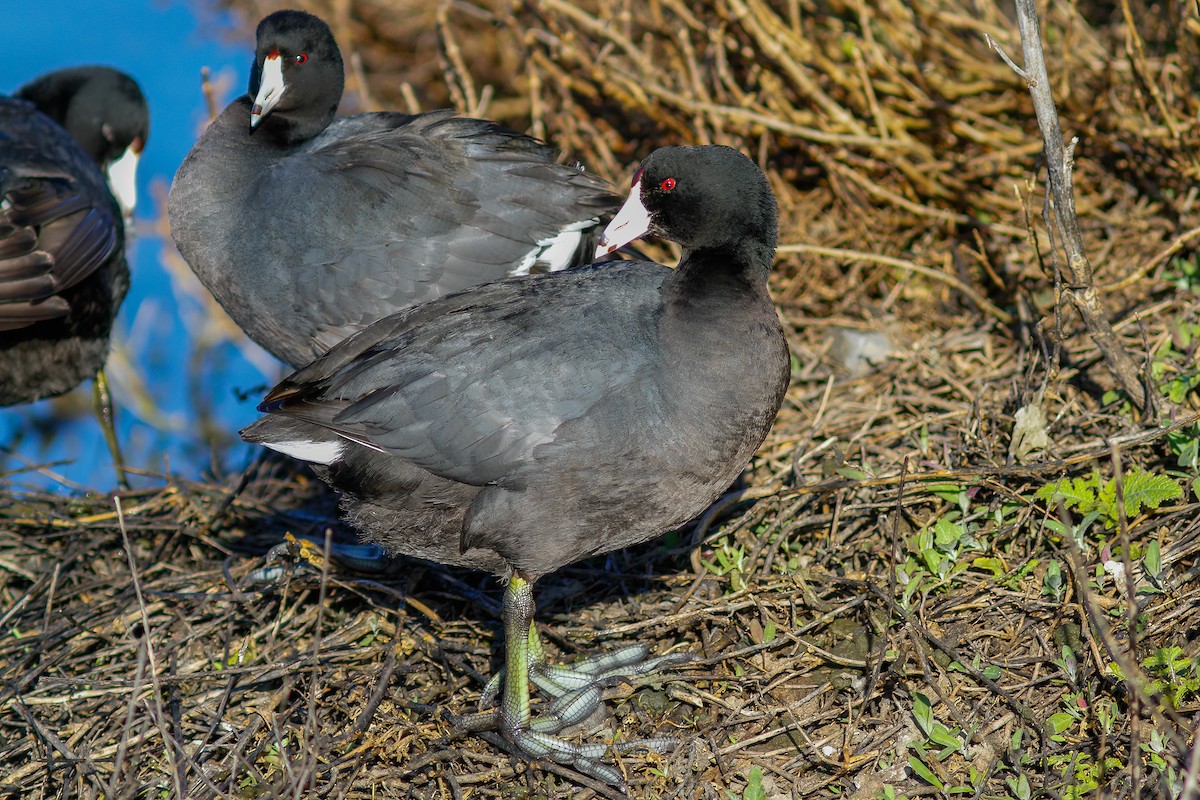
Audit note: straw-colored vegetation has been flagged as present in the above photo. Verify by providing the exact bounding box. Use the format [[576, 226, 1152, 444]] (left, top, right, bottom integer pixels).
[[3, 0, 1199, 797]]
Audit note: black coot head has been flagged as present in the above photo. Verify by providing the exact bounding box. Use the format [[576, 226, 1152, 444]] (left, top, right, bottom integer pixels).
[[16, 67, 149, 167], [14, 67, 149, 219], [70, 74, 147, 170], [249, 9, 344, 142], [601, 145, 777, 259]]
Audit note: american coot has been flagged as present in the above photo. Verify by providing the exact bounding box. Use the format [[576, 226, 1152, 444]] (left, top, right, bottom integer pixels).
[[170, 9, 619, 369], [1, 65, 150, 484], [242, 144, 790, 787], [1, 68, 149, 486], [15, 67, 150, 224]]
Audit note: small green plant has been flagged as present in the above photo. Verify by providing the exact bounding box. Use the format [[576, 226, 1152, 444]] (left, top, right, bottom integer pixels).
[[772, 534, 807, 575], [1143, 728, 1185, 796], [1143, 647, 1200, 708], [948, 652, 1001, 681], [1165, 422, 1200, 481], [1045, 751, 1124, 800], [1006, 773, 1032, 800], [1047, 691, 1086, 742], [1108, 647, 1200, 709], [1164, 253, 1200, 291], [1151, 320, 1200, 405], [212, 638, 258, 671], [907, 692, 965, 791], [1037, 469, 1182, 533], [1053, 644, 1079, 685], [700, 535, 749, 592], [1042, 560, 1065, 602], [729, 766, 766, 800], [1141, 539, 1166, 594], [263, 733, 291, 769], [895, 505, 987, 608]]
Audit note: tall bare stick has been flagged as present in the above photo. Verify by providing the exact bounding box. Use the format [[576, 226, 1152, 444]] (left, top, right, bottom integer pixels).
[[988, 0, 1152, 411]]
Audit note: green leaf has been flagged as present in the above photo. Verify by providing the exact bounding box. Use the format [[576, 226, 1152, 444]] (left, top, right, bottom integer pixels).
[[925, 481, 964, 503], [1043, 518, 1068, 537], [836, 465, 873, 481], [1036, 475, 1097, 511], [1119, 471, 1182, 517], [972, 556, 1006, 578], [929, 726, 963, 752], [1143, 540, 1163, 580], [933, 517, 964, 548], [908, 754, 943, 789], [912, 692, 933, 738], [1047, 712, 1075, 735], [743, 766, 766, 800], [1007, 774, 1032, 800], [1042, 560, 1063, 600]]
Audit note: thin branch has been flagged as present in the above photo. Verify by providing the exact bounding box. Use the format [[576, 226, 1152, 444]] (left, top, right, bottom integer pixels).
[[989, 2, 1153, 411]]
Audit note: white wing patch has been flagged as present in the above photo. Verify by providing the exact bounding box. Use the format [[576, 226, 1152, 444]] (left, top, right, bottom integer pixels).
[[511, 218, 597, 276], [262, 438, 345, 465]]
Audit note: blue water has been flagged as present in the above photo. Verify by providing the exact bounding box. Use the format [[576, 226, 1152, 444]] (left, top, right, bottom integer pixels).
[[1, 1, 284, 493]]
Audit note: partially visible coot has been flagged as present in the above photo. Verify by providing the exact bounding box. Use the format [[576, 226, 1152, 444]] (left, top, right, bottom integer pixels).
[[242, 145, 791, 787], [170, 9, 619, 369], [1, 67, 149, 485], [16, 67, 149, 223]]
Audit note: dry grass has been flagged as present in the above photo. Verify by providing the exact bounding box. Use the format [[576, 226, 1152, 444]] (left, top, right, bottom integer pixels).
[[3, 0, 1200, 797]]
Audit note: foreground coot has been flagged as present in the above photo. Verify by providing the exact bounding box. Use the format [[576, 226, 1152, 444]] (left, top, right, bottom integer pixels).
[[170, 9, 619, 369], [241, 145, 790, 787], [15, 67, 149, 223]]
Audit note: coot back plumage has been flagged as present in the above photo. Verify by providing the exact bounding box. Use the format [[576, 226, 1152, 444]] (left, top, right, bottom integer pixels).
[[170, 9, 618, 368]]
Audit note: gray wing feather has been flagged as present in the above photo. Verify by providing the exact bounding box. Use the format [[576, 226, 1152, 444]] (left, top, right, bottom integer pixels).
[[263, 264, 666, 486]]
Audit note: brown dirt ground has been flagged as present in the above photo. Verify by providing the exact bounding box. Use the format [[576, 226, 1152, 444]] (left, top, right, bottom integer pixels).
[[3, 0, 1200, 797]]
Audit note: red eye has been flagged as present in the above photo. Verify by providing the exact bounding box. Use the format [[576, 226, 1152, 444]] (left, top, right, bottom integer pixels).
[[660, 177, 676, 192], [295, 53, 308, 64]]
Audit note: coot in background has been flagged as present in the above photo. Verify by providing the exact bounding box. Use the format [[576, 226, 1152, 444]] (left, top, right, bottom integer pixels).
[[170, 9, 619, 369], [242, 145, 791, 786], [15, 67, 149, 224], [0, 5, 268, 491], [1, 68, 148, 486]]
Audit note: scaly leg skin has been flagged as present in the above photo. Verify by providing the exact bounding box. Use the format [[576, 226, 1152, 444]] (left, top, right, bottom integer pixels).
[[480, 625, 692, 712], [92, 369, 128, 490], [455, 574, 688, 788]]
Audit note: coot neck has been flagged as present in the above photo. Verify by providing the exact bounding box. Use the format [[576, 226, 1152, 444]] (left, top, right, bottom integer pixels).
[[665, 237, 775, 307]]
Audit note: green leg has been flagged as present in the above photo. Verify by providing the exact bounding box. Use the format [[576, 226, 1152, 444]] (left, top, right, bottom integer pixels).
[[499, 574, 536, 735], [528, 619, 546, 664], [453, 573, 687, 789], [91, 369, 128, 489]]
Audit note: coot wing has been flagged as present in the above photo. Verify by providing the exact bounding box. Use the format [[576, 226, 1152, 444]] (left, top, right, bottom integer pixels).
[[265, 111, 615, 351], [261, 264, 665, 486], [0, 139, 119, 331]]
